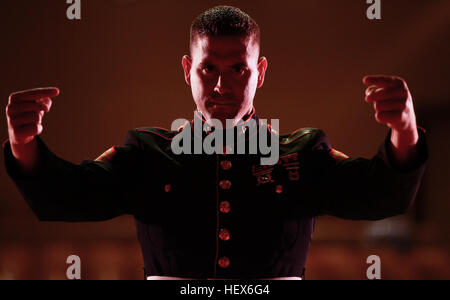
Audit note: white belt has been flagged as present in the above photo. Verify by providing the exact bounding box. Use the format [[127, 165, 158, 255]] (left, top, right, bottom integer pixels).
[[147, 276, 302, 280]]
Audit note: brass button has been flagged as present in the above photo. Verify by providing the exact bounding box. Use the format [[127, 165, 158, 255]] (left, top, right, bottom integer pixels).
[[219, 180, 232, 190], [275, 185, 283, 194], [220, 160, 232, 171], [164, 184, 171, 192], [219, 201, 231, 213], [218, 256, 230, 269], [219, 229, 230, 241]]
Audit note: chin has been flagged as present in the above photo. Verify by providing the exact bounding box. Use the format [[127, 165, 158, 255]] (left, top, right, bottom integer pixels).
[[210, 111, 238, 126]]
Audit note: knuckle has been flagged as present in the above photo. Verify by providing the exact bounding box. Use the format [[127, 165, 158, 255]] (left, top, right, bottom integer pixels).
[[400, 80, 408, 90], [373, 103, 378, 110], [8, 93, 16, 103], [45, 101, 52, 111], [400, 89, 408, 99], [9, 119, 16, 128], [7, 104, 19, 116], [374, 102, 384, 111], [392, 75, 404, 84], [401, 111, 408, 122]]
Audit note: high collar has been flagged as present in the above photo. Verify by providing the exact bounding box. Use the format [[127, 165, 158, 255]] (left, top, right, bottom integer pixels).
[[189, 107, 263, 142], [172, 108, 277, 157], [193, 107, 258, 129]]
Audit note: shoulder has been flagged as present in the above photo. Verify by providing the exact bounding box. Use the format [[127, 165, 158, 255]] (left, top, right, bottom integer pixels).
[[134, 127, 179, 140], [94, 126, 181, 162], [279, 128, 350, 162], [280, 127, 330, 150], [124, 126, 181, 148]]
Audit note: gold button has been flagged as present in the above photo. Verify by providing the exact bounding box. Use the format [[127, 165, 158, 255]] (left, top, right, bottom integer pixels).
[[219, 201, 231, 213], [220, 160, 232, 171], [164, 184, 171, 192], [275, 185, 283, 194], [219, 180, 232, 190], [219, 229, 230, 241], [218, 256, 230, 269]]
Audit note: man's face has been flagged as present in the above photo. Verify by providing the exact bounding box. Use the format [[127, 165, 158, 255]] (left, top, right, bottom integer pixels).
[[182, 35, 267, 128]]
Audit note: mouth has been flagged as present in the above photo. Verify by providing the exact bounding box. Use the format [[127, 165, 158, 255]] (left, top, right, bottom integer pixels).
[[209, 99, 235, 107], [212, 102, 233, 106]]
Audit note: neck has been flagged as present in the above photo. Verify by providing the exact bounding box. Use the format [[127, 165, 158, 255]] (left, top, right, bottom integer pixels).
[[197, 107, 256, 129]]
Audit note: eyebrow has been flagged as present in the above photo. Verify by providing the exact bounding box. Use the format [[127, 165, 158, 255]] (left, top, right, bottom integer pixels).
[[199, 61, 214, 68], [231, 62, 247, 68], [199, 61, 247, 68]]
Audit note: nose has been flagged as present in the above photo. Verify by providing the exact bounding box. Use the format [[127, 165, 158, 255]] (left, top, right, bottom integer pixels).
[[214, 75, 230, 95]]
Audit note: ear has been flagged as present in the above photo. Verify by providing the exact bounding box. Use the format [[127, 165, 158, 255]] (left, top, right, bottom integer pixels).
[[181, 55, 192, 86], [257, 56, 268, 89]]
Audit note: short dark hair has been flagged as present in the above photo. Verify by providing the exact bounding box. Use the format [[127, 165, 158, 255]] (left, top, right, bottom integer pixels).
[[190, 6, 260, 52]]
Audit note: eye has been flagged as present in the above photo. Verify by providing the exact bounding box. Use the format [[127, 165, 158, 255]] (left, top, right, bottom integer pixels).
[[201, 65, 214, 74], [233, 66, 246, 75]]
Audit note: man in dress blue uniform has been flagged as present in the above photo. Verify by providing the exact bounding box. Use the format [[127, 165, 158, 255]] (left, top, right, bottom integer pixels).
[[3, 6, 427, 279]]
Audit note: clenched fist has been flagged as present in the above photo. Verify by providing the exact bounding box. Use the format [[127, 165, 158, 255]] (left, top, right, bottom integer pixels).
[[5, 87, 59, 172], [363, 75, 419, 166], [6, 87, 59, 145], [363, 75, 417, 132]]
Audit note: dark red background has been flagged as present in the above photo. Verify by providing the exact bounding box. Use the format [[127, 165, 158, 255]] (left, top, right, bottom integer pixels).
[[0, 0, 449, 279]]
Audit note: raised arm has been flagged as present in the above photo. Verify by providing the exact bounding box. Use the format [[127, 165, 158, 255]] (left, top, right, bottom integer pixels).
[[4, 87, 142, 222], [363, 75, 420, 168], [6, 87, 59, 173], [312, 75, 428, 220]]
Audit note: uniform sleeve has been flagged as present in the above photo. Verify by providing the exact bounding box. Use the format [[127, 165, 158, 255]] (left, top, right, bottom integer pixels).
[[304, 128, 428, 220], [3, 130, 142, 222]]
